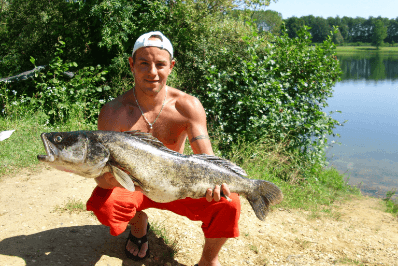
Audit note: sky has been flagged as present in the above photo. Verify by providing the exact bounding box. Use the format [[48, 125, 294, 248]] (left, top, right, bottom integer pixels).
[[266, 0, 398, 20]]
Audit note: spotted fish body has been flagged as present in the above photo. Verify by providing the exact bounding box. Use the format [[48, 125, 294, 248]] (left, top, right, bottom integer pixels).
[[37, 130, 283, 220]]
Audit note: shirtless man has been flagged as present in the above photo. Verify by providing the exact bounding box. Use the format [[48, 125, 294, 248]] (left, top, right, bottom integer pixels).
[[86, 31, 241, 266]]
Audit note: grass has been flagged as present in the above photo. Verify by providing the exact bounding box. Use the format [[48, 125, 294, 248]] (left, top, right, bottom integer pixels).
[[53, 198, 86, 214], [294, 238, 312, 249], [248, 244, 259, 254], [335, 256, 368, 265], [150, 221, 179, 259], [335, 46, 398, 55], [0, 110, 96, 178], [383, 189, 398, 218]]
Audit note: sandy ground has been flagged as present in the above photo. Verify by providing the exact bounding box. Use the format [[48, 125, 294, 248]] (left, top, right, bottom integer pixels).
[[0, 168, 397, 266]]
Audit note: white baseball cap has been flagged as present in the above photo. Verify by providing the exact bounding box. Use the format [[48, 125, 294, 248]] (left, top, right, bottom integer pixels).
[[132, 31, 173, 58]]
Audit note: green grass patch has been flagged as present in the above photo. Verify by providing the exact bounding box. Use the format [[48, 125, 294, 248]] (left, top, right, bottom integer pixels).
[[53, 198, 86, 214], [336, 46, 398, 55], [383, 190, 398, 217], [150, 221, 179, 259], [0, 112, 96, 178]]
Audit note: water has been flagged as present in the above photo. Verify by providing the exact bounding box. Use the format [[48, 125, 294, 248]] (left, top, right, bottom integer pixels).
[[325, 54, 398, 198]]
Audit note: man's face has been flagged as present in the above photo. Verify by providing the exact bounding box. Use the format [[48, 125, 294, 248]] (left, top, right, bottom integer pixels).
[[129, 45, 175, 95]]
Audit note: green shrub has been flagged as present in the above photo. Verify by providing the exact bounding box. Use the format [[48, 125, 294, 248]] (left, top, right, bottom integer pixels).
[[202, 25, 343, 165], [27, 40, 109, 125]]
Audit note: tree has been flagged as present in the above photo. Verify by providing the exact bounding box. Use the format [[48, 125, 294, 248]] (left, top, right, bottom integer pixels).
[[341, 16, 355, 43], [3, 0, 96, 75], [252, 10, 283, 34], [350, 17, 367, 43], [311, 16, 330, 43], [386, 18, 398, 44], [372, 19, 388, 49], [332, 28, 344, 44], [285, 16, 305, 38]]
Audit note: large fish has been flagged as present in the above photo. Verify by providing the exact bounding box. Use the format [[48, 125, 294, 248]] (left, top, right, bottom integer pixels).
[[37, 130, 283, 220]]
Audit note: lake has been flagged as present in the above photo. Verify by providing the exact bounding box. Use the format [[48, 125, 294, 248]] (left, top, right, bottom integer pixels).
[[325, 53, 398, 198]]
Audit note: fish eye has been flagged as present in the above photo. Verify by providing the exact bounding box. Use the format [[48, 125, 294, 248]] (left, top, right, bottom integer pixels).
[[55, 135, 62, 142]]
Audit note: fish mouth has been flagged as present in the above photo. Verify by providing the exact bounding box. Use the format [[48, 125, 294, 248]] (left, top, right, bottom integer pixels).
[[37, 133, 56, 162]]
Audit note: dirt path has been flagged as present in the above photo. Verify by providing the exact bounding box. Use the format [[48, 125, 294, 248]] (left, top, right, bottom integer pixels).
[[0, 168, 397, 266]]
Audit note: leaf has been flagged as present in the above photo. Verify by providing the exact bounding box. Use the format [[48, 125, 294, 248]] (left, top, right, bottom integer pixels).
[[30, 56, 36, 66]]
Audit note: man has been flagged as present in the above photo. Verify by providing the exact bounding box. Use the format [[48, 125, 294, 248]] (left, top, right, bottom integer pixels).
[[86, 31, 241, 266]]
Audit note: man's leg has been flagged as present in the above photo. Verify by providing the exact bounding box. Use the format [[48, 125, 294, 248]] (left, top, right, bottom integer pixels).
[[125, 211, 149, 258], [197, 238, 228, 266]]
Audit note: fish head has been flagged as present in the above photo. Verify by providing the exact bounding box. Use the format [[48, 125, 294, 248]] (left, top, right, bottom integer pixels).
[[37, 131, 110, 178]]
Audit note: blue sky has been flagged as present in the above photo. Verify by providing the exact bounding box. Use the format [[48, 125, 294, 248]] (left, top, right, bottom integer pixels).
[[266, 0, 398, 19]]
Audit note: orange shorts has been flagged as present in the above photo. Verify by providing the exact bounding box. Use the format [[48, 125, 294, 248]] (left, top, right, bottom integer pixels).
[[86, 186, 241, 238]]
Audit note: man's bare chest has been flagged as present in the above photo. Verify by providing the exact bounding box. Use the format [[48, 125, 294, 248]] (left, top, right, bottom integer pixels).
[[121, 108, 188, 152]]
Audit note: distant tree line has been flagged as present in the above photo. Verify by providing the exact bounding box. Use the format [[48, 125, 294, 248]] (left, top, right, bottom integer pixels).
[[242, 11, 397, 47], [284, 15, 396, 46]]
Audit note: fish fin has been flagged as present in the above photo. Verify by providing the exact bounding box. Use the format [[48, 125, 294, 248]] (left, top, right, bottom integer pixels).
[[123, 130, 185, 156], [247, 180, 283, 221], [123, 130, 165, 147], [192, 154, 247, 176], [109, 164, 136, 192]]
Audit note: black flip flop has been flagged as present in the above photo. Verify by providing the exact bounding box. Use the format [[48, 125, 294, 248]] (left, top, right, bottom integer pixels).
[[125, 222, 151, 261]]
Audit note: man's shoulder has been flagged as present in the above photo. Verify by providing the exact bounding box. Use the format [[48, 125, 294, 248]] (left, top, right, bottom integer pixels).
[[170, 87, 205, 119], [100, 93, 129, 115], [98, 93, 132, 131]]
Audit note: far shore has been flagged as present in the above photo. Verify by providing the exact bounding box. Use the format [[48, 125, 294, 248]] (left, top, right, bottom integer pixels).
[[335, 45, 398, 55]]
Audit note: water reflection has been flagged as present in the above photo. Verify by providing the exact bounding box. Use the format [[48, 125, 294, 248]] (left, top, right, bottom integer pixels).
[[327, 54, 398, 198], [338, 54, 398, 81]]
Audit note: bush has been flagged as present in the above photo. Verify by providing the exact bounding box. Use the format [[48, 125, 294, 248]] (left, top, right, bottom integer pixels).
[[26, 40, 109, 125], [202, 25, 342, 164]]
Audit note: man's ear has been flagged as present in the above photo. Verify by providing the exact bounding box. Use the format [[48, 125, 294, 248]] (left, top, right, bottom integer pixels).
[[169, 59, 176, 73], [128, 57, 134, 73]]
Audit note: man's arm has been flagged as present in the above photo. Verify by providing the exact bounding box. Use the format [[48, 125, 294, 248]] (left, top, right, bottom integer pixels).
[[178, 95, 231, 202], [177, 95, 213, 155]]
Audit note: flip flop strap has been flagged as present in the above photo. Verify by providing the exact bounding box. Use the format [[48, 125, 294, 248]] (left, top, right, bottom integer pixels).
[[127, 223, 150, 247], [128, 232, 148, 246]]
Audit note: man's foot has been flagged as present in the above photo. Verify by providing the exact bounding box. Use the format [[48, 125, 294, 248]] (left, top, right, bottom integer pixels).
[[125, 222, 150, 260]]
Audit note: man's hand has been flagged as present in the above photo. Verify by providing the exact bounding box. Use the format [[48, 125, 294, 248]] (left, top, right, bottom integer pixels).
[[205, 183, 231, 202]]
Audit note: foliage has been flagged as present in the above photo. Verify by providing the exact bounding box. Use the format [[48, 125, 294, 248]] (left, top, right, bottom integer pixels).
[[332, 28, 344, 44], [285, 17, 305, 38], [284, 15, 398, 45], [26, 40, 109, 125], [202, 25, 342, 164], [165, 1, 256, 94], [372, 19, 388, 49], [1, 0, 96, 77], [383, 190, 398, 217], [2, 0, 342, 167], [1, 0, 262, 96], [235, 9, 283, 35]]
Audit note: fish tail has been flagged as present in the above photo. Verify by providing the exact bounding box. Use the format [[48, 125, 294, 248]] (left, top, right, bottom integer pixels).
[[247, 180, 283, 221]]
